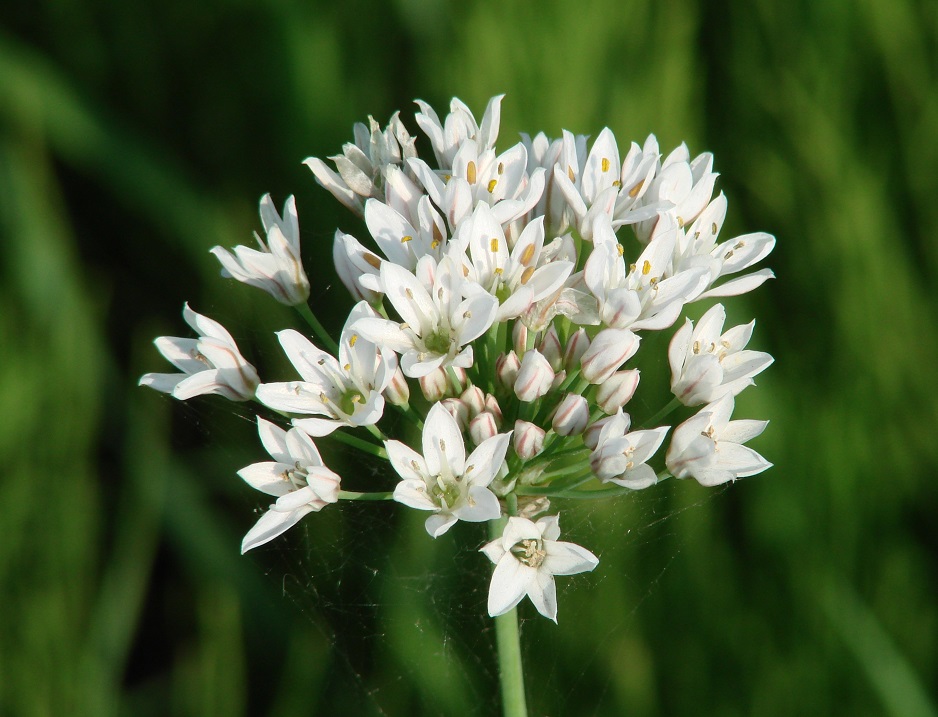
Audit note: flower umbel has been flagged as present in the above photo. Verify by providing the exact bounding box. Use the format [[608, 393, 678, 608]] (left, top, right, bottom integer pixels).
[[140, 95, 775, 637]]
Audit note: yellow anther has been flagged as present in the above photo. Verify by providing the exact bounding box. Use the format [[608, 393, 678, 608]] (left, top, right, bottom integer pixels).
[[493, 267, 504, 276], [601, 158, 610, 173], [520, 266, 535, 285], [612, 180, 622, 188], [629, 262, 637, 272], [431, 240, 440, 249], [467, 161, 477, 185], [711, 222, 718, 234], [405, 288, 414, 298], [490, 238, 499, 253], [693, 341, 700, 354], [677, 216, 685, 228], [320, 392, 330, 403], [497, 162, 504, 175], [401, 234, 413, 243], [364, 252, 381, 269], [520, 244, 536, 266], [568, 166, 575, 182], [343, 364, 351, 371], [616, 244, 624, 257], [349, 334, 358, 347], [628, 180, 644, 198], [487, 179, 498, 193], [462, 264, 470, 277], [642, 260, 652, 275]]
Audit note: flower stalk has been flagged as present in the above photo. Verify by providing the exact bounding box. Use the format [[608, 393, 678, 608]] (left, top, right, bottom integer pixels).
[[489, 517, 529, 717]]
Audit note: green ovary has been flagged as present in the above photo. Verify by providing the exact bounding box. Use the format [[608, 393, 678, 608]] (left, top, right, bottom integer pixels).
[[423, 330, 451, 355]]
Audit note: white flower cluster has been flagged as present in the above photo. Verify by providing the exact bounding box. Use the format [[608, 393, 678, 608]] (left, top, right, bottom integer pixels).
[[140, 95, 775, 623]]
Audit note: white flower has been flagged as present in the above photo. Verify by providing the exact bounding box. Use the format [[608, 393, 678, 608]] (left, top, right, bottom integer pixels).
[[305, 113, 417, 216], [672, 193, 776, 300], [665, 394, 772, 486], [414, 95, 503, 169], [481, 515, 598, 622], [585, 213, 708, 331], [589, 410, 669, 489], [255, 302, 397, 436], [669, 304, 774, 406], [210, 194, 310, 306], [239, 418, 340, 553], [386, 402, 510, 537], [139, 303, 259, 401], [353, 256, 499, 378], [633, 143, 719, 243], [447, 205, 573, 321]]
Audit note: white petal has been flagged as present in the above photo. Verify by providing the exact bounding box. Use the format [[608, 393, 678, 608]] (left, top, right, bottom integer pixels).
[[487, 556, 535, 617], [241, 506, 313, 553], [422, 403, 466, 476], [237, 462, 293, 496]]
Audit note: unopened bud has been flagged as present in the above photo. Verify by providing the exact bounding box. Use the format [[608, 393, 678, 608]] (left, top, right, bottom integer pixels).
[[461, 385, 486, 418], [552, 394, 590, 436], [513, 321, 529, 356], [419, 368, 449, 401], [469, 412, 499, 445], [448, 366, 468, 394], [513, 420, 546, 460], [539, 326, 563, 371], [514, 349, 555, 402], [496, 351, 522, 390], [384, 367, 411, 407], [440, 397, 469, 429], [517, 495, 551, 519], [583, 415, 620, 450], [563, 328, 590, 371], [550, 369, 567, 392], [595, 369, 641, 413], [483, 393, 503, 427], [580, 328, 640, 384]]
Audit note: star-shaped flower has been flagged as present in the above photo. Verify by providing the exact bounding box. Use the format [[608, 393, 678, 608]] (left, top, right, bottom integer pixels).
[[386, 402, 511, 537], [481, 516, 598, 622]]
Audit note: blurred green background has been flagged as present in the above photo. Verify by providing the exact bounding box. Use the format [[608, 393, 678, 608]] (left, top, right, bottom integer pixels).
[[2, 0, 937, 715]]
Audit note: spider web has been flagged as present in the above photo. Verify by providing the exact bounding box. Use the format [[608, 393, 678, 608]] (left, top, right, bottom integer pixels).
[[161, 296, 728, 716]]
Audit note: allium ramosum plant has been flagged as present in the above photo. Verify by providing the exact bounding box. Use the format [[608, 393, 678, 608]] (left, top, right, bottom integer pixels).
[[140, 95, 775, 717]]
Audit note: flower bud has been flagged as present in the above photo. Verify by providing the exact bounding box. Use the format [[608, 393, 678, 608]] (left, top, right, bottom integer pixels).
[[513, 321, 529, 356], [580, 328, 640, 384], [513, 420, 546, 460], [563, 328, 590, 372], [483, 393, 503, 427], [550, 369, 567, 392], [419, 368, 449, 401], [517, 495, 551, 520], [448, 366, 468, 394], [595, 369, 641, 414], [583, 415, 620, 450], [384, 366, 410, 407], [538, 326, 563, 371], [496, 351, 522, 390], [469, 412, 499, 445], [440, 397, 469, 429], [552, 394, 589, 436], [461, 385, 486, 419], [514, 349, 555, 403]]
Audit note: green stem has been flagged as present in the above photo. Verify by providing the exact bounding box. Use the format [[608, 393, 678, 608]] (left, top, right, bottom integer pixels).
[[330, 431, 387, 459], [337, 490, 393, 501], [295, 302, 339, 354], [641, 396, 683, 429], [489, 517, 528, 717]]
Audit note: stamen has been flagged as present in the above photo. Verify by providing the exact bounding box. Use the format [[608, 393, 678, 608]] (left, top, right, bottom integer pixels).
[[520, 266, 535, 285], [711, 222, 718, 234], [487, 179, 497, 193], [601, 158, 610, 173], [349, 334, 358, 347], [642, 260, 652, 275], [401, 235, 413, 243], [519, 244, 536, 266], [490, 237, 499, 253], [628, 180, 644, 198], [497, 162, 504, 175], [364, 252, 381, 269], [467, 161, 477, 185]]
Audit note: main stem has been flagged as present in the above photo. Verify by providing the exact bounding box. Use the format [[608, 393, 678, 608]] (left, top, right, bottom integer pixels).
[[489, 518, 528, 717]]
